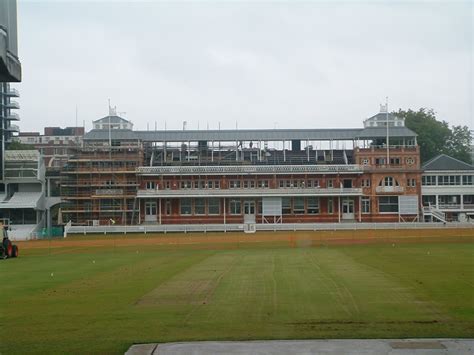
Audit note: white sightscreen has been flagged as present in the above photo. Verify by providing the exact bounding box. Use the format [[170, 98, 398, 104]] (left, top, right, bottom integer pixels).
[[399, 195, 419, 215], [262, 197, 282, 216]]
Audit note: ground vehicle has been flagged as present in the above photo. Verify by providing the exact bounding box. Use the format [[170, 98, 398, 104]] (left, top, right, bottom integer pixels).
[[1, 224, 18, 259]]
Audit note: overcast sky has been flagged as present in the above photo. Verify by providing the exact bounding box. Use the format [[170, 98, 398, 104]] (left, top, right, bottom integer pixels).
[[15, 0, 473, 132]]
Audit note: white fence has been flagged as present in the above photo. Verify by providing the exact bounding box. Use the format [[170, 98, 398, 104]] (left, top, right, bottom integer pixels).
[[64, 222, 474, 236]]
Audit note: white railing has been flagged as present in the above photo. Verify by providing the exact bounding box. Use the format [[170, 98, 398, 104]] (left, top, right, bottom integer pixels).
[[423, 204, 474, 211], [6, 112, 19, 120], [6, 100, 20, 109], [29, 214, 46, 239], [437, 204, 474, 210], [138, 164, 364, 176], [64, 221, 474, 235], [137, 187, 363, 198], [95, 189, 124, 195], [422, 205, 446, 222], [63, 220, 73, 238], [6, 88, 20, 96], [375, 186, 404, 193]]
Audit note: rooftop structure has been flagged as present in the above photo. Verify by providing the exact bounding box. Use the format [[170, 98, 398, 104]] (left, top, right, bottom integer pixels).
[[92, 107, 133, 130], [363, 105, 405, 128]]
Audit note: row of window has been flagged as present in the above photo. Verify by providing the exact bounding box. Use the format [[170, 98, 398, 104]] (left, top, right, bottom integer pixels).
[[378, 177, 416, 187], [422, 195, 474, 205], [140, 195, 413, 217], [143, 197, 394, 216], [361, 157, 415, 166], [146, 179, 329, 190], [145, 177, 417, 190], [281, 197, 321, 214], [422, 175, 473, 186]]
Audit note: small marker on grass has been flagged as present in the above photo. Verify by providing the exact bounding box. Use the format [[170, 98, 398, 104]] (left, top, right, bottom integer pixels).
[[50, 272, 54, 277]]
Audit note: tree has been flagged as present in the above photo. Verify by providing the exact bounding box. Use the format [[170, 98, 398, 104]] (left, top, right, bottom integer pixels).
[[396, 108, 472, 164], [445, 125, 472, 164]]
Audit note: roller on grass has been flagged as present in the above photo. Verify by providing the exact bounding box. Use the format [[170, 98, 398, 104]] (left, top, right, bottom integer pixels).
[[1, 224, 19, 259]]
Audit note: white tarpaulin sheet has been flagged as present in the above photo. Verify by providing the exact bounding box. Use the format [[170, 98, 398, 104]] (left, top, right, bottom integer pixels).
[[399, 195, 419, 215], [262, 197, 282, 216]]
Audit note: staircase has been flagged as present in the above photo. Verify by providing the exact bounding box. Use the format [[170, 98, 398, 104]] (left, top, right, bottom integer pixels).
[[423, 204, 446, 223]]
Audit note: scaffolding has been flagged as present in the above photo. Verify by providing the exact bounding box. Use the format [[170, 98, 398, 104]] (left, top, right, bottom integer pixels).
[[60, 142, 143, 226]]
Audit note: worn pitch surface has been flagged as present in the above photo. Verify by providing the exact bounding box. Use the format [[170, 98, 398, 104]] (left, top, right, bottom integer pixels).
[[1, 231, 473, 354]]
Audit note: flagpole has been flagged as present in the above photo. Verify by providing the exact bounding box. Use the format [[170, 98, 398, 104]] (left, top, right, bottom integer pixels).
[[108, 99, 112, 148], [386, 96, 389, 166]]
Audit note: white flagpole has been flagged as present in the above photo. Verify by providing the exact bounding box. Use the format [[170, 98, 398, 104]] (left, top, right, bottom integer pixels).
[[386, 96, 389, 165]]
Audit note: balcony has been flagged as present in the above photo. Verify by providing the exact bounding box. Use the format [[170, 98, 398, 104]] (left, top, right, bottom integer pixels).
[[5, 100, 20, 109], [375, 186, 404, 194], [5, 87, 20, 97], [435, 204, 474, 211], [2, 112, 20, 120], [95, 189, 124, 196], [137, 187, 363, 198], [138, 164, 364, 176], [5, 124, 20, 132]]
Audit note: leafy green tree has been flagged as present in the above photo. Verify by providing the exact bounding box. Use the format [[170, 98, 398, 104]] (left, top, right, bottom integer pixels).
[[396, 108, 472, 164], [445, 125, 472, 164]]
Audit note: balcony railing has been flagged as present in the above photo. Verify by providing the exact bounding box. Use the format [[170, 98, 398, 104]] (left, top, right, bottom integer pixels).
[[3, 112, 20, 120], [5, 124, 19, 132], [137, 187, 362, 198], [433, 204, 474, 210], [375, 186, 404, 193], [5, 87, 20, 97], [356, 146, 418, 151], [4, 168, 38, 179], [62, 181, 139, 187], [5, 100, 20, 109], [138, 164, 364, 176], [95, 189, 124, 195]]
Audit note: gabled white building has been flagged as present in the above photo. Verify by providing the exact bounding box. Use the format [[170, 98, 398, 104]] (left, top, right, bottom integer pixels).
[[363, 105, 405, 128], [92, 107, 133, 130], [421, 154, 474, 222]]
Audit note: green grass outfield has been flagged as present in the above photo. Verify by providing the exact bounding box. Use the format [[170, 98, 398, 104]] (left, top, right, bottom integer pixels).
[[1, 235, 473, 354]]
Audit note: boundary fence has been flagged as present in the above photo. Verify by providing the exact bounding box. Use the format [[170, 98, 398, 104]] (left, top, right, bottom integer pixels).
[[64, 222, 474, 237]]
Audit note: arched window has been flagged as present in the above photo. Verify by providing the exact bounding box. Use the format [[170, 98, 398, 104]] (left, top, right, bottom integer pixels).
[[379, 176, 399, 187]]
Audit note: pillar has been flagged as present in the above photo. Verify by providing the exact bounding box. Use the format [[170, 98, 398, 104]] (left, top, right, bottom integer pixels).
[[306, 140, 310, 162], [358, 196, 361, 222], [163, 141, 167, 162], [158, 198, 162, 225], [338, 197, 341, 223], [223, 197, 226, 225]]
